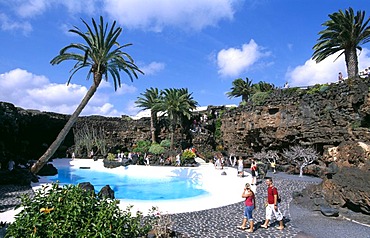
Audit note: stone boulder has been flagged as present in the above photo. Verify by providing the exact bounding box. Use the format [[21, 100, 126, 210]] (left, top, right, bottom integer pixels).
[[37, 163, 58, 176], [321, 167, 370, 214], [317, 142, 370, 214], [103, 159, 122, 169], [320, 205, 339, 217], [0, 169, 37, 185], [78, 182, 95, 194], [98, 185, 115, 199]]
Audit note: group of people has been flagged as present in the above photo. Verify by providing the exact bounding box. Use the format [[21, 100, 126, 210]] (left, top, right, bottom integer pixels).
[[238, 177, 284, 233]]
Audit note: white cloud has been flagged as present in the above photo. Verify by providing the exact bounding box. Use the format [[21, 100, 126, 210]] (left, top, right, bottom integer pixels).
[[115, 83, 137, 95], [12, 0, 97, 18], [103, 0, 237, 32], [217, 39, 270, 77], [0, 13, 32, 34], [140, 61, 165, 76], [16, 0, 50, 18], [286, 48, 370, 87], [0, 68, 131, 116]]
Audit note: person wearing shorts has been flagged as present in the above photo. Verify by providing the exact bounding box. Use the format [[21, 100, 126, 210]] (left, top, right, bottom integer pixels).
[[237, 183, 255, 233], [261, 177, 284, 230]]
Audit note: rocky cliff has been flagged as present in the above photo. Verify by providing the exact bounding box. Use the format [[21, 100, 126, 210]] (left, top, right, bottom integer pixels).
[[221, 79, 370, 155]]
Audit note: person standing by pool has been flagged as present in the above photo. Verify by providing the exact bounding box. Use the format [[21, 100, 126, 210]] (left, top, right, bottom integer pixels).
[[176, 153, 181, 166], [237, 183, 255, 233], [237, 156, 244, 177], [261, 177, 284, 230]]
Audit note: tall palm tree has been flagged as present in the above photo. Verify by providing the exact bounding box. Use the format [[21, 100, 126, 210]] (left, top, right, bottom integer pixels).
[[226, 77, 253, 102], [31, 16, 142, 174], [135, 87, 160, 143], [313, 7, 370, 79], [158, 88, 198, 150]]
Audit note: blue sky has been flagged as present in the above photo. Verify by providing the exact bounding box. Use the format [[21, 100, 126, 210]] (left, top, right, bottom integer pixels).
[[1, 0, 370, 117]]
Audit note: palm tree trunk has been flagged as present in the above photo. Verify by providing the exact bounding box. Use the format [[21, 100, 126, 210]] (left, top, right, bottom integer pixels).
[[170, 126, 174, 150], [31, 81, 100, 174], [150, 112, 156, 144], [169, 114, 177, 150], [345, 47, 359, 79]]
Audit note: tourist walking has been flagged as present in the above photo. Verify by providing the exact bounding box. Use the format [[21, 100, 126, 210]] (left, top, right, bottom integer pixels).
[[250, 160, 257, 185], [229, 153, 237, 167], [261, 177, 284, 230], [270, 160, 276, 173], [237, 183, 255, 233]]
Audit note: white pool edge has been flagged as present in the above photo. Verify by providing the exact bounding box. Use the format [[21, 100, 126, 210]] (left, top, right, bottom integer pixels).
[[1, 158, 253, 222]]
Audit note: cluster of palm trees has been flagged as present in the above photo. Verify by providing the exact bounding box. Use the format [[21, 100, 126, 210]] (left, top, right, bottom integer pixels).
[[135, 87, 198, 150], [226, 77, 276, 104]]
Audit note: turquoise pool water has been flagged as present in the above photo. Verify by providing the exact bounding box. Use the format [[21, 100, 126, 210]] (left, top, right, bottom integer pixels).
[[46, 166, 208, 200]]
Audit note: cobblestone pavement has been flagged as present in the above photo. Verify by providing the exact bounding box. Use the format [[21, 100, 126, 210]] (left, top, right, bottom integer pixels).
[[0, 185, 34, 213], [169, 177, 318, 238]]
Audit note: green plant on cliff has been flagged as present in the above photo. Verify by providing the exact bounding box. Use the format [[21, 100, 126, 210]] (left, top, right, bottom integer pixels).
[[160, 139, 171, 149], [313, 7, 370, 79], [306, 83, 330, 95], [5, 183, 155, 237], [250, 91, 270, 106], [132, 140, 151, 154], [149, 143, 165, 155], [31, 16, 142, 174], [214, 118, 222, 142]]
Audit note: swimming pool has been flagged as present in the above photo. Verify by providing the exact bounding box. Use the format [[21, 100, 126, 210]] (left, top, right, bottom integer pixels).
[[47, 165, 208, 200], [36, 159, 249, 214]]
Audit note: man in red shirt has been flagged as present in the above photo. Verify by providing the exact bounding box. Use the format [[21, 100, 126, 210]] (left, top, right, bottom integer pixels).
[[261, 178, 284, 230]]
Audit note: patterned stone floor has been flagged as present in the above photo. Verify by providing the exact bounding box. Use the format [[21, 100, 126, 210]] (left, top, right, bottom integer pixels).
[[0, 184, 34, 213], [169, 177, 318, 238]]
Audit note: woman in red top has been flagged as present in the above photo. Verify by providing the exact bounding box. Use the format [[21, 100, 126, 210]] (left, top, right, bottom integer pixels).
[[237, 183, 255, 233]]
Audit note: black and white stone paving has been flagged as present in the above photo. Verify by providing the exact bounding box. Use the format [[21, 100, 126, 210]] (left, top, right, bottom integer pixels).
[[169, 177, 318, 238]]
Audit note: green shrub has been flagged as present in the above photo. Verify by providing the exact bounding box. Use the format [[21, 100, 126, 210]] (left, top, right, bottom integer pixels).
[[250, 91, 270, 106], [149, 143, 165, 155], [239, 100, 247, 106], [306, 84, 321, 94], [159, 139, 171, 148], [5, 183, 156, 238], [106, 153, 116, 161], [132, 140, 151, 153], [181, 150, 196, 160], [214, 118, 222, 141], [319, 84, 329, 92]]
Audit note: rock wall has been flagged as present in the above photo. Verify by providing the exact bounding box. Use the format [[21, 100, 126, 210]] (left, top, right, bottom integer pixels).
[[221, 79, 370, 155], [0, 102, 73, 165]]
